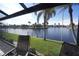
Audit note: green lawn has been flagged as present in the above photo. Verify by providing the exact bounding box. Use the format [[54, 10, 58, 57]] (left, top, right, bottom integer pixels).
[[31, 37, 63, 56], [2, 32, 63, 56], [2, 32, 18, 41]]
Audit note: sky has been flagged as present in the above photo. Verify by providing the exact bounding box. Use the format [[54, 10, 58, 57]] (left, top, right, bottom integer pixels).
[[0, 3, 79, 25]]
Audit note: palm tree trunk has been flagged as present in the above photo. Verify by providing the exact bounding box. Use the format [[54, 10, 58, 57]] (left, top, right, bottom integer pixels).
[[77, 19, 79, 45], [43, 26, 45, 41], [44, 20, 47, 40], [69, 5, 77, 45], [44, 14, 47, 40]]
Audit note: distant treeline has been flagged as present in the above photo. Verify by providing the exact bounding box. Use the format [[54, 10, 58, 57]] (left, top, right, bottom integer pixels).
[[0, 24, 78, 29]]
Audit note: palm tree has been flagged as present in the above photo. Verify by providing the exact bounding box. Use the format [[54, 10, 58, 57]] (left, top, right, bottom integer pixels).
[[35, 4, 78, 43], [35, 8, 56, 40], [35, 8, 56, 26], [58, 4, 77, 45], [77, 17, 79, 45], [28, 21, 31, 28], [68, 4, 77, 43]]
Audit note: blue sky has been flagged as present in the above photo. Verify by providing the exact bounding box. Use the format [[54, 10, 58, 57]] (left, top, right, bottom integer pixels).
[[0, 3, 79, 25]]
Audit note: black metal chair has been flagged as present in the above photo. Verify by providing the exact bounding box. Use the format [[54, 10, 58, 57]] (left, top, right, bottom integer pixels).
[[16, 35, 30, 56]]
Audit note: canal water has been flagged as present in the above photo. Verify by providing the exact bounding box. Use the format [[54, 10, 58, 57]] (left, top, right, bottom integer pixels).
[[3, 27, 77, 44]]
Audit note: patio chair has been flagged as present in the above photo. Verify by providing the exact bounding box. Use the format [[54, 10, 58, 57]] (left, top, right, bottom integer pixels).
[[16, 35, 30, 56]]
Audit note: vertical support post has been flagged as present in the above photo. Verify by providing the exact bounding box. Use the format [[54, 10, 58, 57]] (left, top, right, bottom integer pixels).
[[16, 35, 30, 56]]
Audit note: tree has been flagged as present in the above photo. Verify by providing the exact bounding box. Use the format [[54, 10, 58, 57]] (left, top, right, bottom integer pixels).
[[68, 5, 77, 44], [54, 23, 56, 26], [58, 23, 60, 26], [35, 8, 56, 40], [58, 4, 77, 45], [28, 21, 31, 28], [77, 17, 79, 45]]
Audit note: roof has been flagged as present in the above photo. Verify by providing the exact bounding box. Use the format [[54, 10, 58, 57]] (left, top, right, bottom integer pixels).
[[0, 3, 69, 21]]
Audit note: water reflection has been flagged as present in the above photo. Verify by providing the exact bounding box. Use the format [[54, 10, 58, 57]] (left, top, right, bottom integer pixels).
[[32, 28, 42, 38], [2, 27, 77, 44]]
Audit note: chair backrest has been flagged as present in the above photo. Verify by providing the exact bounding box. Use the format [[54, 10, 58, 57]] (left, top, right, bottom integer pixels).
[[16, 35, 30, 56], [59, 42, 79, 56]]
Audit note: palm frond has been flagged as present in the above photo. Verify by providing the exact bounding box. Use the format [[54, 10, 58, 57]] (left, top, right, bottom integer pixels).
[[34, 11, 38, 15], [44, 8, 56, 20], [37, 11, 43, 23], [57, 5, 68, 15]]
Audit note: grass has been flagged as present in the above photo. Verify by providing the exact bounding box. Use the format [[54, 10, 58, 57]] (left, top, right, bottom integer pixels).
[[2, 32, 63, 56], [2, 32, 18, 41], [31, 37, 63, 56]]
